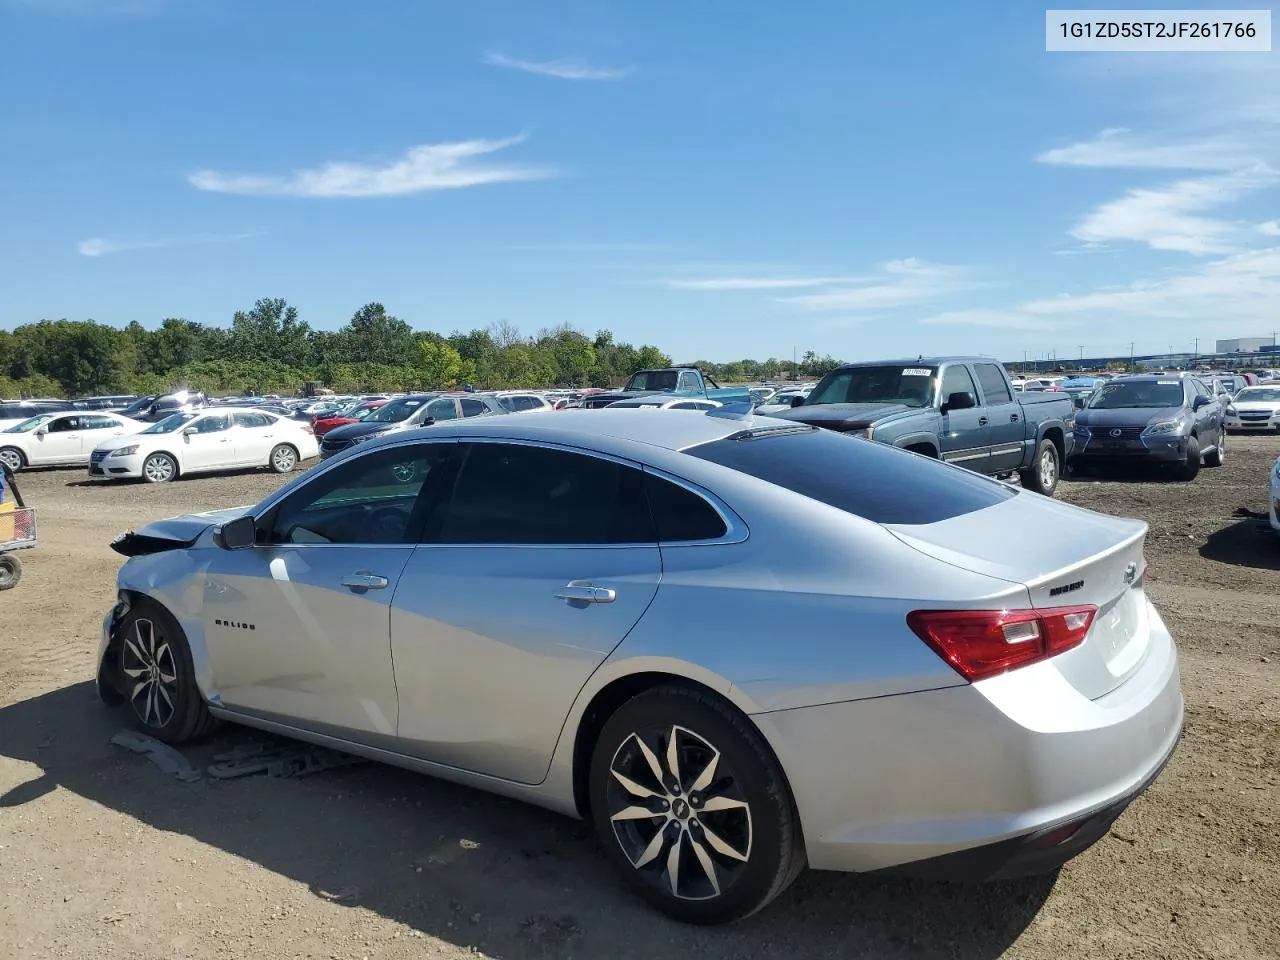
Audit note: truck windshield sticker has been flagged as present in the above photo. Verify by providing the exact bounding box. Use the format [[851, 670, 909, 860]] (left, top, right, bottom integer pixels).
[[902, 368, 933, 377], [1157, 380, 1178, 385]]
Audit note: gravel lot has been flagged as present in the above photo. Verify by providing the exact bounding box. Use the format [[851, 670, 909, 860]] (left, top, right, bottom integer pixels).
[[1, 437, 1277, 960]]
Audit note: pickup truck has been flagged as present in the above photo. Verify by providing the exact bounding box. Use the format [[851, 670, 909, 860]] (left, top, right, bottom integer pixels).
[[771, 356, 1076, 496], [577, 367, 751, 409]]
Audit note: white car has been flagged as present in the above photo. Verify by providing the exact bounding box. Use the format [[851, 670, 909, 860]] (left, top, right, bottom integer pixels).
[[1224, 386, 1280, 433], [0, 411, 148, 472], [1271, 456, 1280, 535], [89, 408, 319, 483]]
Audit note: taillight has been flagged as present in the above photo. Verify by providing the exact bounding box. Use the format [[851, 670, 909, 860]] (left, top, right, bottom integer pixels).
[[906, 605, 1097, 682]]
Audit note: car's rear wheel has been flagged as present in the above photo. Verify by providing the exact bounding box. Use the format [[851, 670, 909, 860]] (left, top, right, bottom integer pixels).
[[588, 684, 804, 924], [1178, 436, 1201, 481], [0, 554, 22, 591], [1020, 439, 1059, 496], [142, 452, 178, 483], [116, 599, 219, 743], [269, 443, 298, 474], [0, 447, 25, 473], [1204, 431, 1225, 467]]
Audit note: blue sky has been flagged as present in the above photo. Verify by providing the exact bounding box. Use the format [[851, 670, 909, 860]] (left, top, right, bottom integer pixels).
[[3, 0, 1279, 363]]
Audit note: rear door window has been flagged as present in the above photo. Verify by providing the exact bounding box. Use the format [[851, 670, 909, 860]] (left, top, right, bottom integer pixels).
[[438, 443, 655, 544], [685, 427, 1015, 525], [973, 364, 1013, 404]]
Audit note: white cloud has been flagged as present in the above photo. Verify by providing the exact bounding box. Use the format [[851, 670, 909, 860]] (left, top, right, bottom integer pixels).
[[922, 248, 1280, 336], [77, 229, 261, 258], [1037, 127, 1256, 171], [482, 52, 632, 81], [1258, 220, 1280, 236], [189, 136, 554, 198], [778, 258, 985, 311], [1069, 167, 1277, 255], [664, 276, 864, 291]]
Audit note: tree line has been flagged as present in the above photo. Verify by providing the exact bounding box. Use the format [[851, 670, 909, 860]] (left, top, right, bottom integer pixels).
[[0, 298, 845, 399]]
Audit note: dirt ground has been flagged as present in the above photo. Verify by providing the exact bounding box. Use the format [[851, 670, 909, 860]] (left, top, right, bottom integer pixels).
[[1, 436, 1277, 960]]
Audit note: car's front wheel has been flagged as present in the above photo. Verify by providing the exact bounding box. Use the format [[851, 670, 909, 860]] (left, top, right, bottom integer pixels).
[[0, 447, 25, 473], [115, 599, 219, 743], [588, 684, 804, 924], [141, 452, 178, 483], [1178, 436, 1202, 481]]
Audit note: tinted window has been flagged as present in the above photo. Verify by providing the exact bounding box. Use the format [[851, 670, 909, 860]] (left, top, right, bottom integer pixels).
[[940, 365, 978, 403], [685, 427, 1015, 525], [460, 398, 489, 417], [644, 473, 727, 541], [0, 403, 37, 420], [439, 443, 653, 544], [425, 398, 458, 422], [84, 415, 121, 430], [367, 397, 427, 423], [628, 370, 679, 391], [1088, 381, 1185, 409], [497, 396, 518, 412], [233, 412, 271, 428], [49, 416, 82, 432], [806, 366, 937, 407], [265, 444, 456, 545], [192, 414, 231, 434], [974, 364, 1013, 404]]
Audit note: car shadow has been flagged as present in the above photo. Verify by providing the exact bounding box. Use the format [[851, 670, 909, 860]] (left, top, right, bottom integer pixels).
[[1200, 509, 1280, 570], [0, 682, 1055, 959], [1063, 462, 1186, 484]]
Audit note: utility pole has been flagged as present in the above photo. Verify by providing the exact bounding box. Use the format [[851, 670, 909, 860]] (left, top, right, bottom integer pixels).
[[1193, 338, 1199, 358], [1078, 345, 1085, 362], [1129, 342, 1135, 369]]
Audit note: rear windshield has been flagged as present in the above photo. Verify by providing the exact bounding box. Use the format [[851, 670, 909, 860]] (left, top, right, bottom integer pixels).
[[685, 427, 1015, 524]]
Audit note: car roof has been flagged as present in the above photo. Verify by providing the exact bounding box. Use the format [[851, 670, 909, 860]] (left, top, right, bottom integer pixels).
[[378, 408, 786, 454], [834, 356, 1000, 369]]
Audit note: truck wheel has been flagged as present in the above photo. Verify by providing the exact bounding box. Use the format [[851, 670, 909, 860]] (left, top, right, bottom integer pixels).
[[1178, 436, 1201, 481], [1020, 439, 1060, 496]]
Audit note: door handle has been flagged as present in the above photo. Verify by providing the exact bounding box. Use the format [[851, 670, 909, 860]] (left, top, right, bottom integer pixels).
[[1010, 414, 1019, 422], [341, 573, 389, 591], [554, 582, 617, 604], [978, 416, 989, 426]]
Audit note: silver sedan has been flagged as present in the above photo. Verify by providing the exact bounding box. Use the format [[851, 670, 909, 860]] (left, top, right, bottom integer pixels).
[[97, 410, 1183, 924]]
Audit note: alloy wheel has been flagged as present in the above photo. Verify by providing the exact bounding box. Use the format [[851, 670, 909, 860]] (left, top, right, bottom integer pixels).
[[0, 449, 22, 472], [1040, 448, 1057, 490], [272, 446, 297, 472], [144, 455, 175, 483], [606, 724, 752, 901], [121, 618, 179, 728]]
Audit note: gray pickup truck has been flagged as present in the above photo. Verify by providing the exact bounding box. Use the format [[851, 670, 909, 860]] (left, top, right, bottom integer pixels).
[[772, 356, 1076, 496], [577, 367, 751, 409]]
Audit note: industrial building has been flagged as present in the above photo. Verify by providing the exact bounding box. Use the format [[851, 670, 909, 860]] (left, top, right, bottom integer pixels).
[[1216, 337, 1276, 353]]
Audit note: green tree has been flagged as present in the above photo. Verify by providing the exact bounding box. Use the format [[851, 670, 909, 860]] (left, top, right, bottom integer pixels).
[[418, 339, 465, 389], [340, 302, 417, 366], [230, 298, 313, 368]]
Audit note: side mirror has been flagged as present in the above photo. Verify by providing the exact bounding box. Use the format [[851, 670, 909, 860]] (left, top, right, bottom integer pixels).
[[1192, 395, 1210, 410], [1073, 397, 1086, 409], [35, 425, 48, 436], [789, 395, 805, 407], [943, 391, 977, 412], [214, 515, 257, 550], [184, 426, 198, 436]]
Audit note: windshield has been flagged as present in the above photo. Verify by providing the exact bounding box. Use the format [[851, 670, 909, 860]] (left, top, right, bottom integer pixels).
[[1235, 387, 1280, 403], [367, 397, 425, 423], [5, 415, 53, 433], [142, 413, 198, 434], [627, 370, 679, 391], [806, 366, 937, 407], [1087, 382, 1185, 410]]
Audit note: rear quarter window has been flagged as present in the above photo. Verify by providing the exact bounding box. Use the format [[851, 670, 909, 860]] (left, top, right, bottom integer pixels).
[[685, 427, 1016, 525]]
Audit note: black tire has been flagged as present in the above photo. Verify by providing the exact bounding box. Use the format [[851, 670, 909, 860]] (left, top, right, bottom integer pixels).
[[1019, 438, 1060, 496], [115, 599, 219, 743], [141, 452, 178, 484], [1178, 436, 1201, 481], [1204, 431, 1225, 467], [0, 554, 21, 591], [0, 447, 25, 473], [269, 443, 299, 474], [588, 684, 804, 924]]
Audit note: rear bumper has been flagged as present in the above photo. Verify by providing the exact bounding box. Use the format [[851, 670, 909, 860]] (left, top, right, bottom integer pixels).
[[754, 598, 1183, 875]]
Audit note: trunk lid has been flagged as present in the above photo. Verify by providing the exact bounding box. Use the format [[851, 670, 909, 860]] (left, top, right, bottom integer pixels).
[[885, 492, 1150, 699]]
